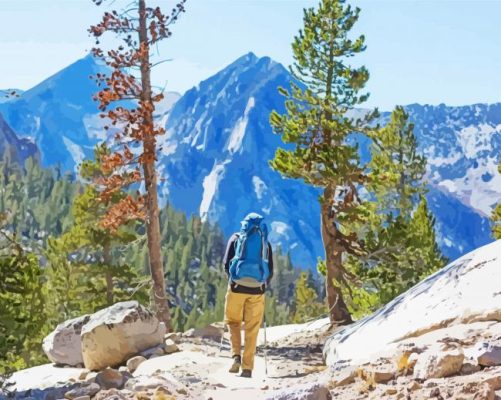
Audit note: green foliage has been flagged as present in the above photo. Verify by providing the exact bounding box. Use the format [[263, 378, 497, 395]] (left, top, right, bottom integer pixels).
[[44, 237, 148, 321], [344, 108, 447, 316], [270, 0, 374, 190], [0, 228, 49, 374], [492, 163, 501, 240], [368, 106, 427, 216], [0, 158, 78, 243], [292, 271, 326, 323]]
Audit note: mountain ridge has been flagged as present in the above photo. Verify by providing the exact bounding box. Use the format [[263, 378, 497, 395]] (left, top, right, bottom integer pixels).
[[0, 112, 39, 166], [0, 52, 498, 266]]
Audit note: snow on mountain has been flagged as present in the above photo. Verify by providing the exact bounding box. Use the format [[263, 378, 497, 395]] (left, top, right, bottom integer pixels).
[[401, 103, 501, 219], [0, 55, 107, 171], [159, 53, 323, 266], [159, 54, 498, 265], [0, 55, 180, 172], [1, 52, 498, 266]]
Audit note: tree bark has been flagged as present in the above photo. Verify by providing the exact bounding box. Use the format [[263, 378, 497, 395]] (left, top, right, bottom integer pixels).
[[103, 243, 113, 305], [138, 0, 171, 330], [321, 188, 353, 325]]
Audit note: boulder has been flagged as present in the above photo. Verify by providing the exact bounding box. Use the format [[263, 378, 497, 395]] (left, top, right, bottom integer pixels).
[[265, 383, 332, 400], [81, 301, 166, 371], [324, 240, 501, 366], [42, 315, 90, 366], [413, 346, 464, 380]]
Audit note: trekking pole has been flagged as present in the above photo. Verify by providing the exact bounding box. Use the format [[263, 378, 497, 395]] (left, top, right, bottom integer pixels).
[[263, 314, 268, 376]]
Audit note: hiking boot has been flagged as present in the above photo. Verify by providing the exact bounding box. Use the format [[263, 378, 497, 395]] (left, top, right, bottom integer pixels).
[[229, 355, 241, 373], [240, 369, 252, 378]]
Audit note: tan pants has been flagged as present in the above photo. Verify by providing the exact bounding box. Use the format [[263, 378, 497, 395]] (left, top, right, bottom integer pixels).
[[224, 286, 265, 371]]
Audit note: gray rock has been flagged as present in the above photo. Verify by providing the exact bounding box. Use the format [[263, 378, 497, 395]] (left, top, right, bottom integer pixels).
[[475, 343, 501, 367], [95, 368, 125, 389], [461, 361, 481, 375], [43, 315, 90, 366], [125, 356, 146, 373], [265, 383, 332, 400], [139, 345, 165, 359], [64, 383, 100, 399], [81, 301, 165, 370]]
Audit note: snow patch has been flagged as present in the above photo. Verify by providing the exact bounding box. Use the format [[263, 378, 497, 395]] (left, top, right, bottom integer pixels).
[[200, 160, 230, 222], [457, 123, 501, 158], [427, 152, 462, 167], [437, 156, 501, 216], [62, 136, 85, 168], [83, 113, 108, 140], [252, 176, 267, 200], [270, 221, 290, 240], [226, 97, 255, 154]]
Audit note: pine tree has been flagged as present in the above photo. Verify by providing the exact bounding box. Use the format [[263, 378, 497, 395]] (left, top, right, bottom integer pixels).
[[89, 0, 186, 329], [345, 107, 446, 314], [292, 272, 326, 323], [270, 0, 376, 324], [56, 144, 138, 305], [0, 223, 48, 374], [492, 163, 501, 240]]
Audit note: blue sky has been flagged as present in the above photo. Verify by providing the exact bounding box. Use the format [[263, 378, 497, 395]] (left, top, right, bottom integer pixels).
[[1, 0, 500, 110]]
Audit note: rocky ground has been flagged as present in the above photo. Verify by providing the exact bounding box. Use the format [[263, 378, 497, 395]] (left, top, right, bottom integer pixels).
[[5, 318, 501, 399]]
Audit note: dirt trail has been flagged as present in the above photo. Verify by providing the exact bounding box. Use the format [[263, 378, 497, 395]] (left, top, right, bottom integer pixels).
[[133, 321, 332, 399]]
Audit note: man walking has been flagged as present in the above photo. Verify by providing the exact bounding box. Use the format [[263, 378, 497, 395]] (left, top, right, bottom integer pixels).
[[223, 212, 273, 378]]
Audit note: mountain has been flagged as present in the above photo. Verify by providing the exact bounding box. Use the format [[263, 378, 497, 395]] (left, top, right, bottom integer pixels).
[[402, 103, 501, 219], [376, 103, 501, 259], [0, 55, 108, 171], [1, 52, 498, 265], [158, 53, 322, 266], [0, 55, 181, 173], [0, 112, 38, 165], [159, 53, 497, 265]]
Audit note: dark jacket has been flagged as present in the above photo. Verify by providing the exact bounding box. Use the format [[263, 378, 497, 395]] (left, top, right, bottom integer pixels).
[[223, 232, 274, 295]]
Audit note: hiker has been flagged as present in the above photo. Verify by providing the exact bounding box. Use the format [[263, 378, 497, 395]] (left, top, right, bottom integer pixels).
[[223, 212, 273, 378]]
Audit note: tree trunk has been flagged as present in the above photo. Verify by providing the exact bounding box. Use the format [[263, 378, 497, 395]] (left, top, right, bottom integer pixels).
[[320, 189, 353, 325], [103, 243, 113, 305], [138, 0, 171, 330]]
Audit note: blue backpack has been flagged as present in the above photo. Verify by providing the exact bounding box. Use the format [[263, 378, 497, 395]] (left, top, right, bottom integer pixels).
[[229, 213, 270, 285]]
